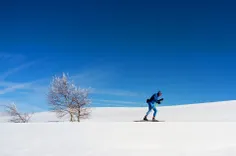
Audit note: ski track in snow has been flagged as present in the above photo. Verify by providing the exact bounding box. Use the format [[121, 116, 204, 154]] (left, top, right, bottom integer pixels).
[[1, 100, 236, 156]]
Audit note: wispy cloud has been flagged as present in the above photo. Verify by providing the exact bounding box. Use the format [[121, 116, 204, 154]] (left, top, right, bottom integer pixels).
[[27, 70, 142, 98], [0, 52, 25, 64], [0, 56, 48, 95], [0, 80, 48, 113], [68, 66, 145, 98], [92, 99, 144, 107], [0, 82, 32, 95], [62, 66, 145, 98], [0, 61, 36, 81], [90, 88, 146, 97], [0, 81, 19, 87], [0, 98, 44, 113], [94, 99, 137, 104], [71, 67, 118, 88], [0, 78, 48, 95]]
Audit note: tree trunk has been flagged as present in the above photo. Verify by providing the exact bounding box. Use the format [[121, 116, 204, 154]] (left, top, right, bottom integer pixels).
[[70, 113, 73, 122], [77, 109, 80, 122]]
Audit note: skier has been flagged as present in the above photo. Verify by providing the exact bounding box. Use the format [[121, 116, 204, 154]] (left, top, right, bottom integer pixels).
[[143, 91, 163, 121]]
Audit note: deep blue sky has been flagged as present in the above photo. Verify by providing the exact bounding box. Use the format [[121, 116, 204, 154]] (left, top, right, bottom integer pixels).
[[0, 0, 236, 111]]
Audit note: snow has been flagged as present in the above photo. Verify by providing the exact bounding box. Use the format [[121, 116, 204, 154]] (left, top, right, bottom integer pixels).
[[1, 100, 236, 156]]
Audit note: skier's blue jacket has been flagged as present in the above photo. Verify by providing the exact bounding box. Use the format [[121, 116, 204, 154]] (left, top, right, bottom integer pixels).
[[147, 93, 160, 104]]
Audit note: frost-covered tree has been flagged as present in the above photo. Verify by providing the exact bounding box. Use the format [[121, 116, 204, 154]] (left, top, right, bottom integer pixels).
[[3, 103, 33, 123], [47, 73, 91, 122]]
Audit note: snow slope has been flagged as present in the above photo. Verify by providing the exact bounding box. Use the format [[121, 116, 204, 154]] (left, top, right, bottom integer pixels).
[[1, 100, 236, 156], [1, 100, 235, 122]]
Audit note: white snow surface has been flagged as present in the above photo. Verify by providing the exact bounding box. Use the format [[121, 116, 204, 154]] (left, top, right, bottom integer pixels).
[[1, 100, 236, 156]]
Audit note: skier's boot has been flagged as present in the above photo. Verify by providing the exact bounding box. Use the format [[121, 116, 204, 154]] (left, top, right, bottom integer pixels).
[[143, 115, 148, 121], [152, 117, 158, 122]]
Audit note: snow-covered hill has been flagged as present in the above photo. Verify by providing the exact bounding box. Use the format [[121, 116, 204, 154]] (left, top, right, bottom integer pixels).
[[1, 100, 236, 156], [2, 100, 236, 122]]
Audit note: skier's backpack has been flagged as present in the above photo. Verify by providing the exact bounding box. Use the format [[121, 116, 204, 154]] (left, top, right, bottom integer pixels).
[[146, 94, 156, 103]]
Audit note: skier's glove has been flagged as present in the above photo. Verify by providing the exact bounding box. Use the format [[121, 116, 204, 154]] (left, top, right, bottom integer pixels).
[[157, 98, 164, 104]]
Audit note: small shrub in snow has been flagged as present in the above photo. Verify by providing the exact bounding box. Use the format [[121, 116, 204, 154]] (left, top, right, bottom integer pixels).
[[4, 103, 33, 123]]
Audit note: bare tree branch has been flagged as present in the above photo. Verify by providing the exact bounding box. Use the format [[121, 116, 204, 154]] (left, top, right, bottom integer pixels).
[[3, 103, 34, 123], [47, 73, 91, 122]]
